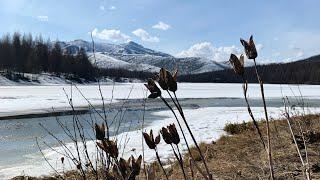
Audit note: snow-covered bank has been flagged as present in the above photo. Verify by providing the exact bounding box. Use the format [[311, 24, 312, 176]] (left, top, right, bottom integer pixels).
[[0, 83, 320, 117], [0, 72, 145, 86], [1, 106, 320, 179]]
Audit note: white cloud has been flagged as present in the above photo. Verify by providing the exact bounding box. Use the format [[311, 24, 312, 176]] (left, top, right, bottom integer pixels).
[[36, 15, 48, 22], [132, 28, 159, 42], [152, 21, 171, 30], [109, 6, 116, 10], [100, 5, 116, 11], [91, 28, 130, 42], [176, 42, 241, 62], [99, 5, 105, 11]]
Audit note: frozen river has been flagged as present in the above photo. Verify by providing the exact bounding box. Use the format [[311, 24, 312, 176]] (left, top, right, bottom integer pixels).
[[0, 83, 320, 179]]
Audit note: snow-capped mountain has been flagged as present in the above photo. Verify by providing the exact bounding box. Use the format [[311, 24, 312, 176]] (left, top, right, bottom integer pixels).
[[59, 40, 228, 74], [88, 52, 160, 72], [67, 40, 172, 57]]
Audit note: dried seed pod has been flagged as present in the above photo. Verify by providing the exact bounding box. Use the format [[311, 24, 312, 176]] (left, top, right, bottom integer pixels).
[[144, 78, 161, 99], [161, 127, 172, 144], [158, 68, 169, 90], [229, 54, 245, 76], [143, 129, 161, 149], [119, 157, 129, 178], [94, 123, 105, 140], [108, 140, 119, 158], [240, 35, 258, 59], [168, 124, 180, 145], [143, 132, 155, 149], [155, 134, 161, 145], [167, 73, 177, 92], [97, 139, 119, 158], [157, 68, 178, 92], [130, 155, 142, 178]]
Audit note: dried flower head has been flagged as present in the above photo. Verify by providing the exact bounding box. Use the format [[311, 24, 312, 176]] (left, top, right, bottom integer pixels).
[[160, 127, 173, 144], [130, 155, 142, 177], [144, 78, 161, 99], [229, 54, 245, 76], [97, 139, 119, 158], [95, 123, 105, 140], [113, 155, 142, 179], [119, 157, 130, 178], [240, 35, 258, 59], [158, 68, 169, 90], [160, 124, 180, 145], [168, 124, 180, 145], [158, 68, 178, 92], [143, 129, 160, 149]]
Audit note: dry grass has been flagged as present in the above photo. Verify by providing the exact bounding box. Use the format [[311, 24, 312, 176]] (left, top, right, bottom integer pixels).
[[163, 114, 320, 179]]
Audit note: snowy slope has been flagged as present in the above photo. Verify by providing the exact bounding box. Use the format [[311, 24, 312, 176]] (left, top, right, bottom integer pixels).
[[59, 40, 228, 74], [110, 54, 227, 74], [67, 40, 172, 57], [88, 53, 160, 72]]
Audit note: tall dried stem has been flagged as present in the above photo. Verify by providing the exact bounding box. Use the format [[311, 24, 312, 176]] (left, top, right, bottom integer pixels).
[[242, 79, 266, 150], [160, 96, 209, 179], [172, 91, 212, 180], [253, 58, 274, 180]]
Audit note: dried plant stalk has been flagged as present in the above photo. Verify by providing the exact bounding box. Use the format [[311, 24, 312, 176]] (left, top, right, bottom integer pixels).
[[253, 58, 274, 180]]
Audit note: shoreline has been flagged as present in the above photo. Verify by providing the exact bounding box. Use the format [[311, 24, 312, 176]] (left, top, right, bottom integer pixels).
[[10, 113, 320, 179], [0, 108, 90, 120], [1, 96, 320, 120], [2, 106, 320, 179]]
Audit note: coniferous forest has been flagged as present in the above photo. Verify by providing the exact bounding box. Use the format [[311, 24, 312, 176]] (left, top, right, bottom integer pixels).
[[179, 55, 320, 84], [0, 32, 95, 80]]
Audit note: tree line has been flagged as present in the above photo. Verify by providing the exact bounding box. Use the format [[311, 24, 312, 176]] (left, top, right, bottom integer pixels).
[[0, 32, 95, 80], [178, 55, 320, 84], [1, 32, 318, 84]]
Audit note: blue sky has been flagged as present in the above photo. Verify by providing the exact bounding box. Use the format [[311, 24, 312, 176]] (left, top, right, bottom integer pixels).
[[1, 0, 320, 63]]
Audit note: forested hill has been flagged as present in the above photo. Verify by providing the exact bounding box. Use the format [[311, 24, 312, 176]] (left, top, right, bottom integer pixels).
[[178, 55, 320, 84]]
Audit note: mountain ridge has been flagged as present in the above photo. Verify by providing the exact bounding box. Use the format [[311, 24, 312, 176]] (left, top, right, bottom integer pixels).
[[179, 54, 320, 84], [59, 39, 228, 75]]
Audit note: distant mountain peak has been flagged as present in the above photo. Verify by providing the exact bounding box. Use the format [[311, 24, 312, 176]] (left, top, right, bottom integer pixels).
[[125, 41, 142, 47], [56, 39, 227, 75], [62, 39, 172, 57]]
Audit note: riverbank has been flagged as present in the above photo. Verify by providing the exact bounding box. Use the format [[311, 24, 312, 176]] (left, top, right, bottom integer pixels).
[[12, 114, 320, 179], [164, 114, 320, 179]]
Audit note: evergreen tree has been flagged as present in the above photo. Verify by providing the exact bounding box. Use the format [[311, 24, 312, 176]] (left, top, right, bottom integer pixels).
[[12, 32, 22, 72]]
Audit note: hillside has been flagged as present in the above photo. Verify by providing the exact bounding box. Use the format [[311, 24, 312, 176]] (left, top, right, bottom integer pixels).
[[60, 40, 228, 75], [179, 55, 320, 84]]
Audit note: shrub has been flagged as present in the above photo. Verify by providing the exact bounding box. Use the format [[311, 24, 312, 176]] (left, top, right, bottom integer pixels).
[[224, 121, 254, 135]]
